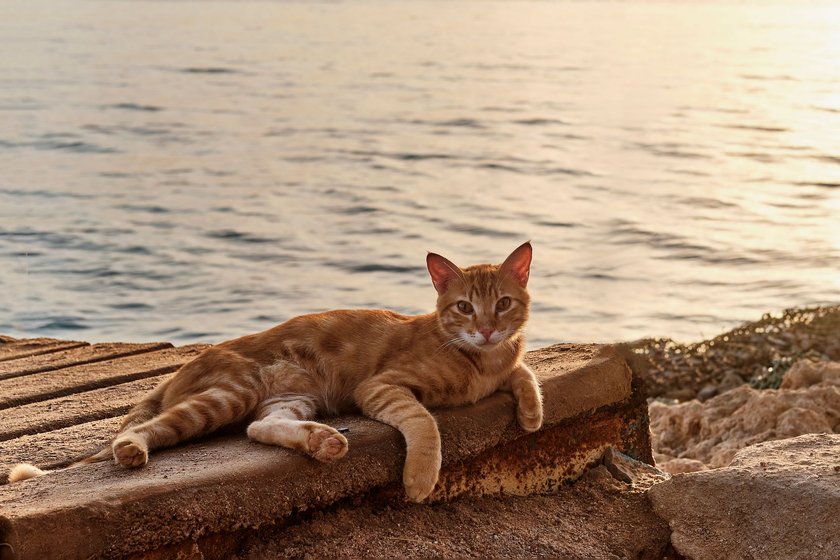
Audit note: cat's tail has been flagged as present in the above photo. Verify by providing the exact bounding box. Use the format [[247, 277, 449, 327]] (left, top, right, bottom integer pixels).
[[8, 463, 49, 482], [8, 381, 167, 483], [8, 446, 113, 483]]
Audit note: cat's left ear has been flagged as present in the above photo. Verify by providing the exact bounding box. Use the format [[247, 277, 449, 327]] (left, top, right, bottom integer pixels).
[[500, 241, 532, 287], [427, 252, 462, 295]]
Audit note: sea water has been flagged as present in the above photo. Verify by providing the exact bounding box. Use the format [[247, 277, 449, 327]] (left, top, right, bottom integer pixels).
[[1, 0, 839, 347]]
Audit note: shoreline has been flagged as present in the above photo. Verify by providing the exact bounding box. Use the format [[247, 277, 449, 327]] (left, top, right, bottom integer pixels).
[[628, 304, 840, 402]]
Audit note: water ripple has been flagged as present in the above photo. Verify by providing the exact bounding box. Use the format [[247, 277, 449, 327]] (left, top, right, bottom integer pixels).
[[333, 262, 424, 274], [206, 229, 277, 244], [180, 67, 239, 74], [105, 103, 163, 112]]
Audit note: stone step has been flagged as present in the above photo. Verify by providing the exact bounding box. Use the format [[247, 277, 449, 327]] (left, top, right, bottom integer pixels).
[[0, 340, 650, 560]]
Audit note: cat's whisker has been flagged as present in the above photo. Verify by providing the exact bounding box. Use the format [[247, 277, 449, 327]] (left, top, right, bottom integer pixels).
[[436, 336, 466, 355]]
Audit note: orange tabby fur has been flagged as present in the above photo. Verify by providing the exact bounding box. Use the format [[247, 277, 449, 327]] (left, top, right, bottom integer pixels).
[[9, 242, 543, 502]]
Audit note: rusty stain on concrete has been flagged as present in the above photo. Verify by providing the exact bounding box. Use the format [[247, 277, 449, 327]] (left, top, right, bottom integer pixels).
[[433, 399, 650, 500]]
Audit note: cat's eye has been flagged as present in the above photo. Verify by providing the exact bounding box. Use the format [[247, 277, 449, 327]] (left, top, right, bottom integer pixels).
[[457, 301, 474, 314], [496, 296, 512, 312]]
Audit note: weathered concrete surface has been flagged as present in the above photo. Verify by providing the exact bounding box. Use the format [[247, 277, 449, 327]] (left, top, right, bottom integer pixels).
[[0, 341, 648, 560], [0, 342, 171, 381], [527, 344, 633, 425], [0, 374, 173, 441], [0, 339, 203, 484], [649, 434, 840, 560], [0, 336, 86, 362], [0, 344, 207, 409], [0, 418, 122, 483]]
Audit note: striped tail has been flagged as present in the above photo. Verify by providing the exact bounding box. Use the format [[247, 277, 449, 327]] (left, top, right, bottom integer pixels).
[[70, 446, 113, 466], [8, 446, 113, 483]]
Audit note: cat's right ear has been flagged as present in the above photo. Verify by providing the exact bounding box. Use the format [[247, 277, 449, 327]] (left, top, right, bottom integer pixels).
[[500, 241, 532, 287], [427, 253, 461, 295]]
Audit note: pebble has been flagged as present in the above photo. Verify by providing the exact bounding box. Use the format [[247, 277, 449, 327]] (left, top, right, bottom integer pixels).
[[697, 386, 719, 402]]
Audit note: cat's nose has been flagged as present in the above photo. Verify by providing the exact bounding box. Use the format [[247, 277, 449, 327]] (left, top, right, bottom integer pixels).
[[479, 328, 494, 342]]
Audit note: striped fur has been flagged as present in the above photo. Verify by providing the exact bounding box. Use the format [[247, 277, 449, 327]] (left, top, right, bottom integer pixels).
[[10, 242, 543, 501]]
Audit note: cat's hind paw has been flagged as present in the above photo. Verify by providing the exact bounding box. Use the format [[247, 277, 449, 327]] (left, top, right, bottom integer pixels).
[[308, 427, 349, 462], [113, 434, 148, 468]]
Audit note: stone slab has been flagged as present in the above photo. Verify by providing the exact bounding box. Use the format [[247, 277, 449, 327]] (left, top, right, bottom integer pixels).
[[0, 337, 87, 363], [0, 374, 173, 442], [527, 344, 633, 424], [0, 418, 121, 484], [0, 342, 173, 381], [0, 345, 207, 410], [0, 343, 639, 560]]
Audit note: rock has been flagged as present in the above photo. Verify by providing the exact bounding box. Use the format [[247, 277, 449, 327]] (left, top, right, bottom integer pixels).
[[602, 447, 670, 488], [666, 388, 695, 401], [781, 359, 840, 389], [717, 370, 745, 393], [581, 464, 627, 492], [650, 382, 840, 469], [766, 334, 791, 349], [658, 458, 707, 475], [648, 434, 840, 560], [697, 385, 718, 401]]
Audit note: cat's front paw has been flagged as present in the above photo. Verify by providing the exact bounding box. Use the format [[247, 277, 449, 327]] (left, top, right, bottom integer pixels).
[[113, 433, 148, 468], [403, 447, 441, 502], [517, 393, 543, 432]]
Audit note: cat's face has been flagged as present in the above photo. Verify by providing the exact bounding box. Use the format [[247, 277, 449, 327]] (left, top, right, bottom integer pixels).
[[427, 242, 532, 352]]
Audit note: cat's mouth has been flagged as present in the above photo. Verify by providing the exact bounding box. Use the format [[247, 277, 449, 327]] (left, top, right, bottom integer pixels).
[[459, 331, 508, 351]]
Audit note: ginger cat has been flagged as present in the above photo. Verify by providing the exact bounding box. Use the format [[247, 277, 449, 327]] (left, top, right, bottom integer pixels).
[[10, 242, 543, 502]]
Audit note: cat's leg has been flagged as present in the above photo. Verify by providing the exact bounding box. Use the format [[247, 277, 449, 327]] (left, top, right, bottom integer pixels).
[[246, 395, 348, 462], [353, 378, 441, 502], [112, 387, 259, 468], [504, 363, 543, 432]]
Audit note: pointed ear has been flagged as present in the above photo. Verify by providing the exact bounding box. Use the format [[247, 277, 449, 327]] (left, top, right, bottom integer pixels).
[[500, 241, 532, 287], [426, 252, 461, 295]]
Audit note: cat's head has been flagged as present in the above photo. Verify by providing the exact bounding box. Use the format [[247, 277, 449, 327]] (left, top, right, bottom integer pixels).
[[427, 241, 532, 352]]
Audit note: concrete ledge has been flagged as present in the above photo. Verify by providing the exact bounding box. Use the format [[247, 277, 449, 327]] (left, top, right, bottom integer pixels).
[[0, 342, 172, 381], [0, 336, 87, 363], [0, 345, 206, 410], [0, 342, 647, 560]]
